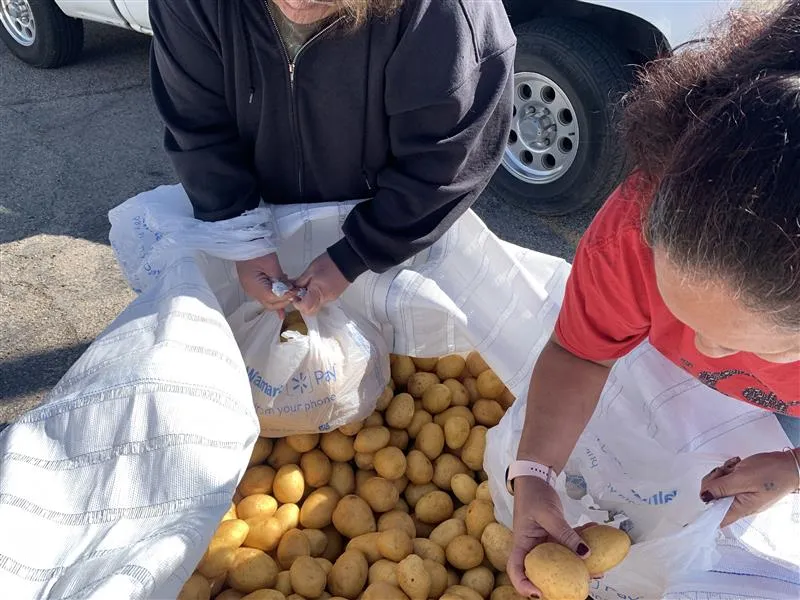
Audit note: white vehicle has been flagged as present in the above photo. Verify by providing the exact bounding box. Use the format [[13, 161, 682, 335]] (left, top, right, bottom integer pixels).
[[1, 0, 739, 214]]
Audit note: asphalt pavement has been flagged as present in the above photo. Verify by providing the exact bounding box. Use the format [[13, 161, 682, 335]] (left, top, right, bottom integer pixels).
[[0, 23, 593, 424]]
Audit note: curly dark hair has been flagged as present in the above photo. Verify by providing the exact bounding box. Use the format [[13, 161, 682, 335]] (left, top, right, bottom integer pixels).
[[621, 0, 800, 330]]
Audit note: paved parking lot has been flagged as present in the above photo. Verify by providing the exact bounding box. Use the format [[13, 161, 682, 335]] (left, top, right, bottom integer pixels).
[[0, 23, 593, 424]]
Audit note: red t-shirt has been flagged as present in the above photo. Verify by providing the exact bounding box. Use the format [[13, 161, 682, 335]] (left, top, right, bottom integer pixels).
[[554, 180, 800, 417]]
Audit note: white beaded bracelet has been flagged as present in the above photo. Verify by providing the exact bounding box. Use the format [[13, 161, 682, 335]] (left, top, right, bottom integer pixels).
[[784, 448, 800, 493]]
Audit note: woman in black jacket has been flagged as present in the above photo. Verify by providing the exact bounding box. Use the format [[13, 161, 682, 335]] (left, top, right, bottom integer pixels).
[[150, 0, 515, 315]]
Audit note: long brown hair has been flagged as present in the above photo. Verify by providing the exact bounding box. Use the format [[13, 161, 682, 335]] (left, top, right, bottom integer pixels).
[[336, 0, 404, 28]]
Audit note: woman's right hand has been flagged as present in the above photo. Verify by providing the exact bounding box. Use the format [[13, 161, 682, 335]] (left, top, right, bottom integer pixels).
[[507, 476, 592, 598], [235, 253, 299, 318]]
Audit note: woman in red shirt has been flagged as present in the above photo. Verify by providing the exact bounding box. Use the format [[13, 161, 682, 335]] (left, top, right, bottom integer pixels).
[[507, 3, 800, 597]]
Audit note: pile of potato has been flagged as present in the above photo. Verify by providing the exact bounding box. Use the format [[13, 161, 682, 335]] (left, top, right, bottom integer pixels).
[[178, 352, 523, 600]]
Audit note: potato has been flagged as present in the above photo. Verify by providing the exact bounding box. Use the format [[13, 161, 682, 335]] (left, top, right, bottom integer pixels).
[[415, 423, 445, 460], [355, 452, 375, 470], [397, 554, 431, 600], [453, 505, 469, 521], [274, 465, 305, 504], [249, 437, 274, 467], [365, 411, 384, 427], [277, 528, 311, 569], [356, 469, 377, 490], [354, 427, 391, 454], [490, 586, 523, 600], [241, 591, 286, 600], [412, 357, 439, 372], [475, 481, 491, 502], [413, 515, 435, 538], [434, 355, 466, 381], [178, 573, 211, 600], [323, 526, 345, 563], [377, 529, 414, 562], [579, 525, 632, 575], [332, 495, 376, 538], [461, 427, 487, 471], [472, 400, 504, 427], [239, 465, 276, 497], [429, 519, 467, 549], [216, 590, 245, 600], [208, 571, 227, 597], [406, 411, 433, 439], [404, 450, 434, 485], [395, 498, 411, 514], [227, 548, 279, 593], [362, 582, 410, 600], [461, 567, 494, 598], [421, 384, 452, 415], [198, 546, 237, 578], [465, 500, 495, 539], [289, 555, 326, 598], [524, 543, 589, 600], [445, 535, 484, 570], [464, 352, 489, 377], [498, 388, 515, 410], [481, 523, 513, 572], [360, 477, 400, 513], [275, 503, 301, 532], [369, 558, 400, 586], [393, 475, 409, 495], [442, 584, 483, 600], [392, 356, 417, 388], [407, 372, 440, 398], [434, 406, 476, 428], [222, 502, 238, 522], [347, 532, 383, 564], [268, 439, 302, 469], [424, 558, 449, 597], [432, 454, 470, 490], [443, 417, 471, 450], [451, 474, 479, 505], [385, 393, 416, 429], [476, 370, 504, 400], [316, 557, 334, 575], [441, 379, 470, 407], [211, 519, 250, 549], [286, 433, 320, 454], [338, 420, 364, 437], [301, 449, 333, 488], [328, 550, 369, 598], [244, 517, 283, 551], [412, 537, 445, 564], [376, 386, 395, 411], [447, 570, 461, 588], [415, 491, 454, 524], [329, 462, 355, 497], [237, 494, 278, 521], [275, 570, 293, 596], [320, 431, 356, 462], [495, 573, 511, 587], [378, 511, 417, 540], [404, 482, 439, 508], [374, 447, 407, 480], [302, 528, 328, 557], [462, 378, 481, 404], [388, 428, 409, 450]]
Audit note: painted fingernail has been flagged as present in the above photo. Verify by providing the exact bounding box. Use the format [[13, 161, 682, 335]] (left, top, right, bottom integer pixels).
[[701, 491, 714, 503], [577, 543, 590, 557]]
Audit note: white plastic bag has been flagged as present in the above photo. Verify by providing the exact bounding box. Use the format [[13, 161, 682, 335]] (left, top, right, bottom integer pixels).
[[228, 301, 389, 436]]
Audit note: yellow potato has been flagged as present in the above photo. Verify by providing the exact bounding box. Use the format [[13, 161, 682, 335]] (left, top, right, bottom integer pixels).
[[320, 431, 356, 462], [421, 384, 452, 415], [461, 427, 487, 471], [376, 386, 395, 411], [490, 586, 524, 600], [237, 494, 278, 521], [461, 567, 494, 598], [414, 490, 454, 524], [465, 352, 489, 377], [412, 357, 439, 372], [377, 529, 414, 562], [388, 428, 410, 450], [498, 388, 515, 410], [523, 543, 589, 600], [434, 406, 476, 428], [415, 423, 445, 460], [453, 505, 469, 521], [392, 356, 417, 388], [429, 519, 467, 549], [406, 410, 433, 439], [495, 573, 512, 587], [424, 558, 449, 597], [241, 591, 286, 600], [475, 481, 491, 502], [462, 378, 481, 404], [365, 411, 384, 427], [208, 571, 227, 597], [476, 370, 504, 400], [329, 462, 355, 497], [481, 523, 513, 572], [275, 570, 293, 596], [178, 573, 211, 600], [268, 439, 302, 469], [211, 519, 250, 549], [328, 550, 369, 598], [302, 528, 328, 557], [442, 379, 470, 407], [405, 450, 434, 485], [332, 495, 377, 538], [385, 393, 416, 429], [445, 535, 484, 570], [275, 503, 301, 532], [301, 449, 333, 488], [216, 590, 245, 600], [580, 525, 632, 575], [395, 498, 411, 514], [286, 433, 320, 454], [451, 474, 479, 505], [222, 502, 238, 522], [397, 554, 431, 600], [347, 532, 383, 564], [465, 500, 495, 539], [407, 372, 440, 398], [198, 546, 237, 578], [338, 420, 364, 437], [472, 400, 504, 427], [355, 452, 375, 470], [243, 517, 283, 552], [442, 584, 484, 600], [435, 355, 465, 380], [356, 469, 377, 490], [290, 555, 327, 598], [432, 454, 470, 491], [277, 528, 311, 569], [322, 526, 345, 563], [393, 475, 409, 495], [369, 558, 400, 586], [361, 582, 410, 600], [354, 426, 391, 454], [248, 437, 274, 467], [273, 465, 305, 504], [378, 511, 417, 540], [444, 417, 472, 450], [374, 446, 407, 480], [226, 548, 279, 593], [239, 465, 276, 497], [447, 570, 460, 588], [359, 477, 400, 513], [404, 482, 438, 508], [413, 537, 446, 565]]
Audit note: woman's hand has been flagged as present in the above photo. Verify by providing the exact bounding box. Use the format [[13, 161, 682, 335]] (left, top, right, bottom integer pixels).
[[701, 450, 800, 528], [236, 253, 299, 318], [293, 252, 350, 316], [507, 476, 592, 598]]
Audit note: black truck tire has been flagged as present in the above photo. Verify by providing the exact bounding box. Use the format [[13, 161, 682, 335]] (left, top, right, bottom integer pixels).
[[0, 0, 84, 68]]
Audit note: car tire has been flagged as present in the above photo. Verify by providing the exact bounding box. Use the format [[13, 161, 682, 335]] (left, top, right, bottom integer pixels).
[[489, 18, 632, 216], [0, 0, 84, 68]]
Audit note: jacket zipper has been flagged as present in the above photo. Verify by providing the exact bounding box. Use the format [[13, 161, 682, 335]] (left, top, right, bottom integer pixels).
[[263, 1, 342, 197]]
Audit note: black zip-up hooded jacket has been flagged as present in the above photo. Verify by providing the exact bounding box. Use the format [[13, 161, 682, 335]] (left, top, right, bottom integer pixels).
[[150, 0, 515, 281]]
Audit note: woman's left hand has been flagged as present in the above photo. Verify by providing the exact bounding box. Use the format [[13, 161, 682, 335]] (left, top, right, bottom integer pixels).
[[293, 252, 350, 316], [700, 450, 799, 528]]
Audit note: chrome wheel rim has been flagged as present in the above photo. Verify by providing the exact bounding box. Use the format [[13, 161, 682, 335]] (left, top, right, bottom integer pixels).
[[1, 0, 36, 46]]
